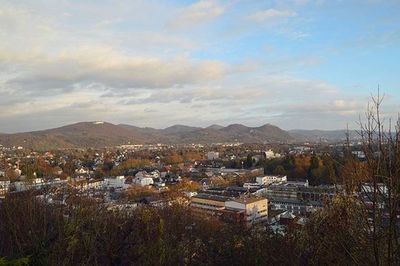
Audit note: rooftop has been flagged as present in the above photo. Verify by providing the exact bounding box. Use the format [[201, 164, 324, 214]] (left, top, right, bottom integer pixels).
[[230, 197, 266, 204], [192, 193, 232, 202]]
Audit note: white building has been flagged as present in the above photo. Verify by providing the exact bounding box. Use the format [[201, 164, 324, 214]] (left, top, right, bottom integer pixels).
[[184, 191, 198, 198], [104, 176, 128, 189], [269, 198, 322, 215], [243, 182, 262, 189], [264, 150, 275, 159], [225, 197, 268, 224], [263, 149, 281, 159], [75, 167, 90, 175], [134, 171, 154, 186], [78, 180, 105, 191], [207, 151, 219, 160], [256, 175, 287, 185], [134, 176, 154, 186], [13, 178, 45, 192]]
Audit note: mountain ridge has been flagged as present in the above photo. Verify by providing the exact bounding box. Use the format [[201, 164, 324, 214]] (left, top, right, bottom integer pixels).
[[0, 122, 363, 149], [0, 121, 294, 149]]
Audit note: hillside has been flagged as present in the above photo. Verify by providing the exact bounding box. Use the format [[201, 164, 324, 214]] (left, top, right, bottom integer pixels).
[[0, 122, 295, 149], [0, 122, 143, 150]]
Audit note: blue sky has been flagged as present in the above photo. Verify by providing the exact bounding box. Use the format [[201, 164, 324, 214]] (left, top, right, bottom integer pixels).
[[0, 0, 399, 133]]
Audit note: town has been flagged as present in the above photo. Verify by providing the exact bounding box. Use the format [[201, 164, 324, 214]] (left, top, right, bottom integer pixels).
[[0, 140, 366, 230]]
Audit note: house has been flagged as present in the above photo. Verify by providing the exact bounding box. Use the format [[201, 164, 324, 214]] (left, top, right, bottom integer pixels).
[[75, 167, 90, 175], [135, 176, 154, 186], [279, 211, 297, 226], [134, 171, 154, 186]]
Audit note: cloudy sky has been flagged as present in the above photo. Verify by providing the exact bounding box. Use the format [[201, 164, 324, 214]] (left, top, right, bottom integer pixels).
[[0, 0, 399, 133]]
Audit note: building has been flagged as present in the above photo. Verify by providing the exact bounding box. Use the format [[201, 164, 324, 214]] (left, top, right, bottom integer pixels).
[[75, 167, 90, 175], [263, 149, 281, 159], [256, 175, 287, 185], [225, 197, 268, 225], [13, 178, 45, 192], [134, 171, 154, 186], [0, 179, 10, 198], [263, 184, 298, 200], [104, 176, 129, 189], [259, 182, 336, 215], [243, 182, 262, 189], [191, 193, 268, 225], [76, 179, 105, 191], [207, 152, 220, 160], [191, 193, 231, 220], [191, 193, 230, 212], [269, 198, 322, 215], [134, 176, 154, 186]]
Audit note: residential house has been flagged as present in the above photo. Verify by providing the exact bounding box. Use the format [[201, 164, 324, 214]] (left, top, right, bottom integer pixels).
[[134, 171, 154, 186]]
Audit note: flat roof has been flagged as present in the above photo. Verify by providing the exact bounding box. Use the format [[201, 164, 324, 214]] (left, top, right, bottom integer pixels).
[[192, 193, 232, 202], [269, 197, 323, 206], [229, 197, 266, 204]]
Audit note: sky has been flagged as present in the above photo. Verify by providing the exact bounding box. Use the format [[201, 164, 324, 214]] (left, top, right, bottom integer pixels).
[[0, 0, 399, 133]]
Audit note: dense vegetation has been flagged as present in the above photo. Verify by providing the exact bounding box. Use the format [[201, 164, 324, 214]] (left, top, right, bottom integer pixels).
[[261, 154, 340, 185], [1, 189, 399, 265], [0, 192, 300, 266]]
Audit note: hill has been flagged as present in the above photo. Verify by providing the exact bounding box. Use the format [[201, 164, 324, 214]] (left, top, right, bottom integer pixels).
[[0, 122, 143, 150], [0, 122, 294, 149], [206, 124, 224, 130]]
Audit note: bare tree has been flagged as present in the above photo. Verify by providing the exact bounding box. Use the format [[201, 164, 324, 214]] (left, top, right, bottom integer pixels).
[[355, 90, 400, 265]]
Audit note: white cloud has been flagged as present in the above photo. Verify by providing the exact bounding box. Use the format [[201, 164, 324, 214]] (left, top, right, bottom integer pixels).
[[246, 9, 296, 23], [1, 46, 226, 90], [169, 0, 224, 28]]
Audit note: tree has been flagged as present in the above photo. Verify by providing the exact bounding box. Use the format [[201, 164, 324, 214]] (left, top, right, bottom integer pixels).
[[354, 92, 400, 265], [273, 165, 286, 175], [246, 154, 253, 168], [298, 196, 373, 265], [304, 91, 400, 265]]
